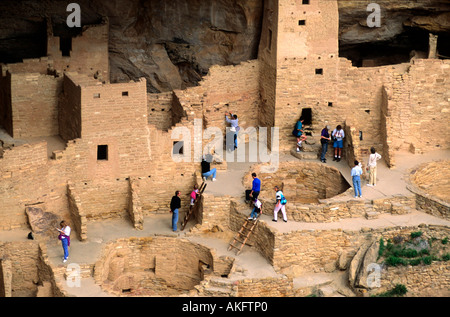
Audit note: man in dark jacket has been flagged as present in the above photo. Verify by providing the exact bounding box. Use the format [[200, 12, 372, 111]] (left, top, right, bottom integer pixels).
[[170, 191, 181, 232]]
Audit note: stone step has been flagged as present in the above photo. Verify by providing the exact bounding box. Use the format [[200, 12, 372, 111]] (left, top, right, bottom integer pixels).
[[365, 211, 379, 219], [290, 149, 318, 160], [200, 277, 236, 297]]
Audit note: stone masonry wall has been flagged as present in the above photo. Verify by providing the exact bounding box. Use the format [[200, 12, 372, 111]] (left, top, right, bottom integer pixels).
[[47, 19, 109, 81], [9, 72, 62, 138]]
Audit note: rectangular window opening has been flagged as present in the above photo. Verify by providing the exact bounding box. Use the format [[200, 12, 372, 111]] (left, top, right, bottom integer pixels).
[[122, 91, 129, 97], [173, 141, 184, 155], [60, 37, 72, 57], [97, 145, 108, 161], [315, 68, 323, 75], [302, 0, 310, 4], [298, 20, 306, 26]]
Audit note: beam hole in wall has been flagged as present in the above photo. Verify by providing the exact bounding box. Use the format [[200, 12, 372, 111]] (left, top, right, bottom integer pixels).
[[268, 29, 273, 51], [365, 109, 371, 114], [97, 145, 108, 161]]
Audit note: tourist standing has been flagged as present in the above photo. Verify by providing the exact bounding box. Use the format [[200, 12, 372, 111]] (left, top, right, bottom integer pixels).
[[250, 173, 261, 201], [57, 221, 71, 263], [320, 125, 331, 163], [225, 112, 240, 150], [272, 186, 287, 222], [351, 161, 363, 198], [170, 191, 181, 232], [367, 147, 382, 186], [332, 125, 345, 162]]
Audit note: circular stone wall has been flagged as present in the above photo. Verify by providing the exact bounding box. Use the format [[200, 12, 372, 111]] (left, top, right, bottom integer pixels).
[[94, 237, 214, 296], [410, 160, 450, 203], [244, 161, 350, 203]]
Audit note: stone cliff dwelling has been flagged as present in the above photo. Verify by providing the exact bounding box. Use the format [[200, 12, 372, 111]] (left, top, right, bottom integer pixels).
[[0, 0, 449, 298]]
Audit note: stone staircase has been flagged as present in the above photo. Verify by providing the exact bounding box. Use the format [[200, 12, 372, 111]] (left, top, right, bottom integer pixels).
[[290, 141, 320, 161]]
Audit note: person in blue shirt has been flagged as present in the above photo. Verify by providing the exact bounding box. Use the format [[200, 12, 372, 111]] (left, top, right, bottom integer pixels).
[[351, 160, 363, 198], [250, 173, 261, 200]]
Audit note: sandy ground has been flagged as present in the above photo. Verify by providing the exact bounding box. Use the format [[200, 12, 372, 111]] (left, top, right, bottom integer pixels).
[[1, 145, 449, 297]]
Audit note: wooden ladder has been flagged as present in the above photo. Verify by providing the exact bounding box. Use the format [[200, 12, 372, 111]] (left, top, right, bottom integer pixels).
[[181, 181, 207, 231], [228, 215, 260, 255]]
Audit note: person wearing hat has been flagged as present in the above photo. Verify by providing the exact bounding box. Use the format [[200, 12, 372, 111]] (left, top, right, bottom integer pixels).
[[320, 125, 331, 163]]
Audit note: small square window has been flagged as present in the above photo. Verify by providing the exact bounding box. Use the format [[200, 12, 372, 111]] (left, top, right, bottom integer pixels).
[[298, 20, 306, 26], [97, 145, 108, 160], [302, 0, 310, 4], [315, 68, 323, 75], [173, 141, 184, 155], [122, 91, 129, 97], [328, 102, 333, 107]]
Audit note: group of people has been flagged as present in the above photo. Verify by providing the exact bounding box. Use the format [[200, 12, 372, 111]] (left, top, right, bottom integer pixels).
[[318, 124, 345, 163], [294, 118, 345, 164], [246, 174, 288, 223], [57, 116, 381, 261], [351, 147, 382, 198]]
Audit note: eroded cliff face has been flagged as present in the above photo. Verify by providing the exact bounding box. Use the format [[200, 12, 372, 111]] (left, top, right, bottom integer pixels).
[[0, 0, 448, 92]]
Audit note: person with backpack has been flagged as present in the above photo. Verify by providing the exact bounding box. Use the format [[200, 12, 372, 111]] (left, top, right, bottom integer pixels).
[[273, 186, 287, 222]]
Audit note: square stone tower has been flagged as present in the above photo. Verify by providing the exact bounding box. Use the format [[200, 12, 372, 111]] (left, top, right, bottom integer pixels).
[[258, 0, 340, 151]]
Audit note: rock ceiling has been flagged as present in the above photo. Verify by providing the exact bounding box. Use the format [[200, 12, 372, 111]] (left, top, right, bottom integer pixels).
[[0, 0, 449, 92]]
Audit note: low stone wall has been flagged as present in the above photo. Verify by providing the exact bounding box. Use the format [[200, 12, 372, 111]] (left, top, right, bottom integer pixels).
[[93, 236, 215, 296], [0, 241, 61, 297], [260, 192, 416, 223], [235, 276, 294, 297], [407, 161, 450, 221], [379, 262, 450, 297]]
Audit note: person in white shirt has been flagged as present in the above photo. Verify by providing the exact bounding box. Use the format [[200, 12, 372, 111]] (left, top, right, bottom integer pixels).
[[248, 198, 262, 220], [351, 160, 363, 198], [332, 125, 345, 162], [367, 147, 382, 186], [57, 221, 71, 263], [273, 186, 287, 222]]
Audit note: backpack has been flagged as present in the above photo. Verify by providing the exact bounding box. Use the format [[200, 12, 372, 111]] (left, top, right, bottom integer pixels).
[[277, 191, 287, 205]]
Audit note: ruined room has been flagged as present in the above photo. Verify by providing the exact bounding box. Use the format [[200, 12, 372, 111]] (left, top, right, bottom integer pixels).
[[0, 0, 449, 299]]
